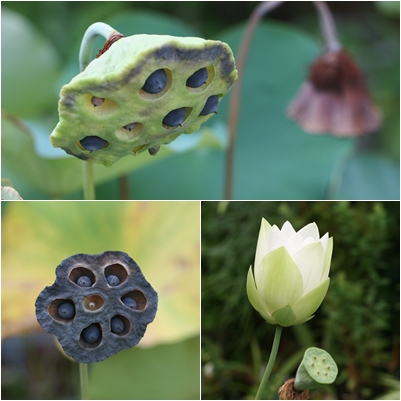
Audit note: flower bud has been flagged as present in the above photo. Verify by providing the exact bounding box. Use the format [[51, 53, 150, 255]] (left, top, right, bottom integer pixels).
[[246, 219, 332, 327]]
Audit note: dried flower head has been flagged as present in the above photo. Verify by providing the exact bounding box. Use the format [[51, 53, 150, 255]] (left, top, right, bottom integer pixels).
[[288, 50, 381, 137], [35, 251, 158, 363]]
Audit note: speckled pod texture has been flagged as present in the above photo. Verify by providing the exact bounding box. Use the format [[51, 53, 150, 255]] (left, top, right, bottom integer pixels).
[[35, 251, 158, 363], [50, 34, 238, 166]]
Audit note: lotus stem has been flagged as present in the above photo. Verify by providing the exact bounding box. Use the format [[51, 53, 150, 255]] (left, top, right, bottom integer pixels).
[[255, 325, 283, 399], [225, 1, 284, 200], [78, 22, 117, 200], [79, 362, 89, 400]]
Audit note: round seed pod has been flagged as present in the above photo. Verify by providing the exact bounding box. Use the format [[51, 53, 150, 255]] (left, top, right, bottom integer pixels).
[[35, 251, 158, 363], [50, 33, 237, 166]]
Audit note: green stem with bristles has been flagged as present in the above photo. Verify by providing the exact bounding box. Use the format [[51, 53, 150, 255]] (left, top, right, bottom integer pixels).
[[255, 325, 283, 399], [78, 22, 116, 199], [79, 363, 89, 400]]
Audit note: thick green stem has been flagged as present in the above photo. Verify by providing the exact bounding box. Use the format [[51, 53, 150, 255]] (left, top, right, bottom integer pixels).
[[83, 161, 95, 200], [255, 325, 283, 400], [79, 363, 89, 400], [79, 22, 116, 199], [224, 1, 283, 200], [79, 22, 116, 71]]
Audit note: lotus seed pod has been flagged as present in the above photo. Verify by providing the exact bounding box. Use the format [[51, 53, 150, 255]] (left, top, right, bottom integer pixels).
[[50, 33, 237, 166], [76, 275, 93, 287], [58, 302, 75, 319], [35, 251, 158, 363], [107, 274, 120, 286], [294, 347, 338, 391]]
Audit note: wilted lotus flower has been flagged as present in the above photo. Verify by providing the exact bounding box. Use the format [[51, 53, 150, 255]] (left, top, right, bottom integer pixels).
[[288, 50, 381, 137], [246, 219, 332, 327]]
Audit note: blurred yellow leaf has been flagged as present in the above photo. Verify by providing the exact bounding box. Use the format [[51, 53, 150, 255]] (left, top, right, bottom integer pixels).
[[1, 201, 200, 346]]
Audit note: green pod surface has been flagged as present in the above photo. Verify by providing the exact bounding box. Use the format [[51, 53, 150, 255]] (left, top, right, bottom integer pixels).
[[294, 347, 338, 391], [50, 34, 237, 166]]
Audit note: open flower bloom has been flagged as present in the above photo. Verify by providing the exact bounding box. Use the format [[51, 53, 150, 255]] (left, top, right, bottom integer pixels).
[[246, 219, 332, 327]]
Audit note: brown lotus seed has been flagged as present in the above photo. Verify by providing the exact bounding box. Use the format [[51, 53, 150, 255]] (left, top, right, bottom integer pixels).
[[91, 96, 105, 107]]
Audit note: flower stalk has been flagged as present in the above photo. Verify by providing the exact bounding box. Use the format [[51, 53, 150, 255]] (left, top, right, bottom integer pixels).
[[79, 363, 89, 400], [78, 22, 120, 199], [255, 325, 283, 399]]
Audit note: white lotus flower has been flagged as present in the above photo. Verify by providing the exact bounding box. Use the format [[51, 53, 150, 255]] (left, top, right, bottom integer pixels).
[[246, 219, 332, 327]]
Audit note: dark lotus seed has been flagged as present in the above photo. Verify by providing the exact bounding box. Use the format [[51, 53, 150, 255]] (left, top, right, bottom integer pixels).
[[148, 146, 160, 156], [163, 108, 187, 127], [58, 302, 75, 319], [80, 136, 108, 151], [186, 67, 208, 88], [142, 69, 167, 94], [122, 297, 137, 309], [199, 95, 219, 116], [111, 316, 124, 334], [107, 275, 120, 286], [82, 324, 101, 343], [77, 276, 92, 287], [123, 123, 137, 131]]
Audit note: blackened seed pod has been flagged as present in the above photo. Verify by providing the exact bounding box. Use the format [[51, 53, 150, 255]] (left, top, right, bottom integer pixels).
[[35, 251, 158, 363]]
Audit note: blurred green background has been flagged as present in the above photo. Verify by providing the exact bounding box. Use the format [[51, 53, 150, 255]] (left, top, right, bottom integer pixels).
[[2, 201, 200, 399], [201, 201, 399, 400], [2, 2, 399, 199]]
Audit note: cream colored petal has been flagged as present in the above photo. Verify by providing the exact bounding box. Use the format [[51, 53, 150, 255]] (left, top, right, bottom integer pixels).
[[257, 246, 304, 313], [321, 236, 333, 280], [291, 278, 330, 324], [266, 224, 286, 253], [292, 242, 324, 294], [271, 304, 297, 327], [281, 221, 296, 239], [246, 266, 276, 325], [287, 232, 304, 255], [298, 222, 320, 242], [254, 218, 272, 274], [320, 232, 329, 252]]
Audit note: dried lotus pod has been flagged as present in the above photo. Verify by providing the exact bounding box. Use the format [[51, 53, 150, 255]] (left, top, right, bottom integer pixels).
[[35, 251, 158, 363], [50, 34, 238, 166]]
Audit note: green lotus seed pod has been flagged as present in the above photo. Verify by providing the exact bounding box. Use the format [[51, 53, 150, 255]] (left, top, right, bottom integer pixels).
[[50, 34, 237, 166], [294, 347, 338, 391]]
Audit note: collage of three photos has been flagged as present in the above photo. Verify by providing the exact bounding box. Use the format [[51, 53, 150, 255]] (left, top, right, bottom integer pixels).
[[2, 2, 399, 400]]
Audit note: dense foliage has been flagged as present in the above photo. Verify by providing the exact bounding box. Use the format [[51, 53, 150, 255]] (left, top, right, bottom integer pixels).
[[201, 201, 399, 400]]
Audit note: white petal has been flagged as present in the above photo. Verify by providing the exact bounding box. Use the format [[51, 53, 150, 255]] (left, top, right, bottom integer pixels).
[[266, 224, 286, 253], [292, 242, 324, 295], [287, 233, 304, 255], [254, 218, 272, 274], [298, 222, 320, 242], [320, 232, 329, 252], [281, 221, 296, 239]]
